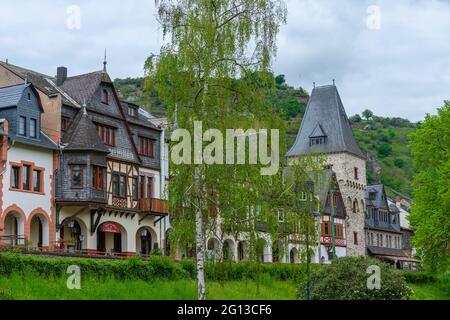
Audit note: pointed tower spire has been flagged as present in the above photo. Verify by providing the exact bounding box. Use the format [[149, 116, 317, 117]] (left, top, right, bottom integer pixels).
[[103, 49, 107, 72], [286, 85, 365, 159]]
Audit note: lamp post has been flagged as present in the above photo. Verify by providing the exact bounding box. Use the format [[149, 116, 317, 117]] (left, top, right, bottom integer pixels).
[[305, 181, 320, 301], [330, 180, 336, 259]]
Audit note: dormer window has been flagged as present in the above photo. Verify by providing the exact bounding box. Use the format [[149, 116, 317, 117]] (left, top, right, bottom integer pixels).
[[19, 116, 26, 136], [128, 106, 138, 117], [369, 191, 376, 201], [310, 137, 327, 146], [27, 92, 31, 101], [309, 123, 327, 147], [30, 118, 37, 138], [102, 89, 109, 105]]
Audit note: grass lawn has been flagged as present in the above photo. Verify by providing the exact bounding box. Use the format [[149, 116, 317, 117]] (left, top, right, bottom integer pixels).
[[408, 283, 450, 300], [0, 273, 297, 300]]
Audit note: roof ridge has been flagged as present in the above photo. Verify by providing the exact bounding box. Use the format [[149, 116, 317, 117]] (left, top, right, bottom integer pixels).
[[0, 61, 52, 78]]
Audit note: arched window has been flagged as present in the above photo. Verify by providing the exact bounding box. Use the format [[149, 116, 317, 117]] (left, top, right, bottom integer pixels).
[[353, 199, 359, 213]]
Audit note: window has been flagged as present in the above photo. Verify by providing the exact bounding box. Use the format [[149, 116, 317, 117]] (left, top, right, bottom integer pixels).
[[119, 175, 126, 197], [139, 175, 145, 199], [19, 116, 26, 136], [147, 176, 153, 198], [27, 92, 31, 101], [30, 119, 37, 138], [369, 192, 376, 201], [10, 162, 44, 193], [310, 137, 326, 146], [92, 166, 104, 190], [70, 165, 83, 188], [11, 166, 20, 189], [102, 89, 109, 104], [354, 232, 358, 245], [128, 106, 138, 117], [96, 124, 116, 146], [335, 224, 344, 238], [300, 191, 307, 201], [322, 222, 330, 236], [277, 209, 284, 222], [22, 165, 31, 190], [139, 137, 154, 157], [354, 167, 358, 180], [132, 177, 138, 200], [61, 117, 70, 132], [33, 169, 42, 192], [112, 173, 127, 198]]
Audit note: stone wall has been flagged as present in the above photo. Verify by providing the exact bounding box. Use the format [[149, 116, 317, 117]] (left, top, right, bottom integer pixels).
[[326, 152, 367, 256]]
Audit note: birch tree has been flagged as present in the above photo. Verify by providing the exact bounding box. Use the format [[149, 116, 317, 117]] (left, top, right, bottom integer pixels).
[[146, 0, 287, 299]]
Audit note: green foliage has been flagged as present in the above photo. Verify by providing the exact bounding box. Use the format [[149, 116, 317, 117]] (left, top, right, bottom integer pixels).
[[298, 256, 412, 300], [0, 273, 297, 300], [402, 271, 436, 284], [0, 253, 188, 281], [409, 102, 450, 273], [362, 109, 374, 120]]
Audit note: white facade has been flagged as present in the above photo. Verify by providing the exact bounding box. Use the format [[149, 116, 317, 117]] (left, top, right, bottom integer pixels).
[[1, 143, 54, 248]]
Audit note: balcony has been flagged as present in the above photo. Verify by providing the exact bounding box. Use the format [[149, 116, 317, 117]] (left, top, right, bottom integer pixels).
[[139, 198, 168, 215]]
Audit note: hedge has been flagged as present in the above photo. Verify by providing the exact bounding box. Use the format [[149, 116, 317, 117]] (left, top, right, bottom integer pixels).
[[0, 253, 322, 282], [402, 271, 437, 284]]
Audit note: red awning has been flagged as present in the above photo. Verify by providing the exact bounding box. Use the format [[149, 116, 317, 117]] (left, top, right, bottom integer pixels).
[[100, 223, 121, 233]]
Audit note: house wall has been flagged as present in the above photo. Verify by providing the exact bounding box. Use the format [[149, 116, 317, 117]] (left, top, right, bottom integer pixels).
[[58, 207, 162, 254], [2, 144, 53, 216]]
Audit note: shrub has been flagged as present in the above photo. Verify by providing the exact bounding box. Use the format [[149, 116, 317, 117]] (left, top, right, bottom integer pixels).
[[402, 271, 436, 284], [0, 288, 15, 300], [298, 256, 412, 300], [0, 253, 186, 281], [0, 252, 324, 282]]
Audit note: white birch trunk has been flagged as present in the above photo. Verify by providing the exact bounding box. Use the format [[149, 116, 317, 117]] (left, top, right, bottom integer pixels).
[[196, 203, 206, 300]]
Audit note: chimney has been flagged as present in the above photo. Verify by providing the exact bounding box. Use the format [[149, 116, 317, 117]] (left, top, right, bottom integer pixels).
[[56, 66, 67, 86]]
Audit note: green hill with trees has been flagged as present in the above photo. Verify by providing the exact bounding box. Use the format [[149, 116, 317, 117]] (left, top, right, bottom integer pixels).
[[114, 76, 417, 198]]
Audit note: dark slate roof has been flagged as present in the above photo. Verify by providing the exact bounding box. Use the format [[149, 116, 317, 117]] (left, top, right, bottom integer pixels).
[[286, 85, 365, 159], [62, 108, 110, 153], [120, 101, 161, 130], [365, 184, 388, 209], [365, 223, 402, 234], [367, 246, 408, 257], [59, 71, 112, 106], [0, 83, 29, 109], [0, 61, 58, 96], [10, 131, 59, 150]]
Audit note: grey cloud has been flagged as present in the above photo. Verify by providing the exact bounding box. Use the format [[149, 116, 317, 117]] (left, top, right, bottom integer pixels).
[[1, 0, 449, 120]]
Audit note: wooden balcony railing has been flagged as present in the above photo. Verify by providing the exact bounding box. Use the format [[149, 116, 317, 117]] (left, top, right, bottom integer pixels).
[[139, 198, 168, 215]]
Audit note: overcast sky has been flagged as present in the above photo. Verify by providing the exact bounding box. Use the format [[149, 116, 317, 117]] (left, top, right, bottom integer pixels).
[[1, 0, 449, 121]]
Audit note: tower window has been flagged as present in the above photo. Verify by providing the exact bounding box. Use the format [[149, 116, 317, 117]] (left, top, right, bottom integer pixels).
[[310, 136, 327, 146], [354, 167, 358, 180]]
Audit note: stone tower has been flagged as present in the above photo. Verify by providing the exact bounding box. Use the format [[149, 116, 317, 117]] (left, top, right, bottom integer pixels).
[[287, 84, 367, 256]]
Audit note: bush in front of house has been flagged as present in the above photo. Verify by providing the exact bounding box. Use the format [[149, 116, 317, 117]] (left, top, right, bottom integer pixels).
[[402, 271, 436, 284], [0, 253, 187, 280], [297, 256, 412, 300], [0, 252, 325, 282]]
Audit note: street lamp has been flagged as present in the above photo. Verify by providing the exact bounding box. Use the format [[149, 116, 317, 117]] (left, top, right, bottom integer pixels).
[[330, 179, 336, 259], [305, 181, 319, 301]]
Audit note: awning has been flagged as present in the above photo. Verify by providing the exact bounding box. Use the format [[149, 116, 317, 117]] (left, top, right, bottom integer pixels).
[[100, 223, 121, 233]]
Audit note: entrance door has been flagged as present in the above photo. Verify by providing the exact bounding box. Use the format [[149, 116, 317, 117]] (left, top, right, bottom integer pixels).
[[140, 234, 152, 255], [114, 233, 122, 253], [97, 232, 106, 252], [38, 218, 43, 248]]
